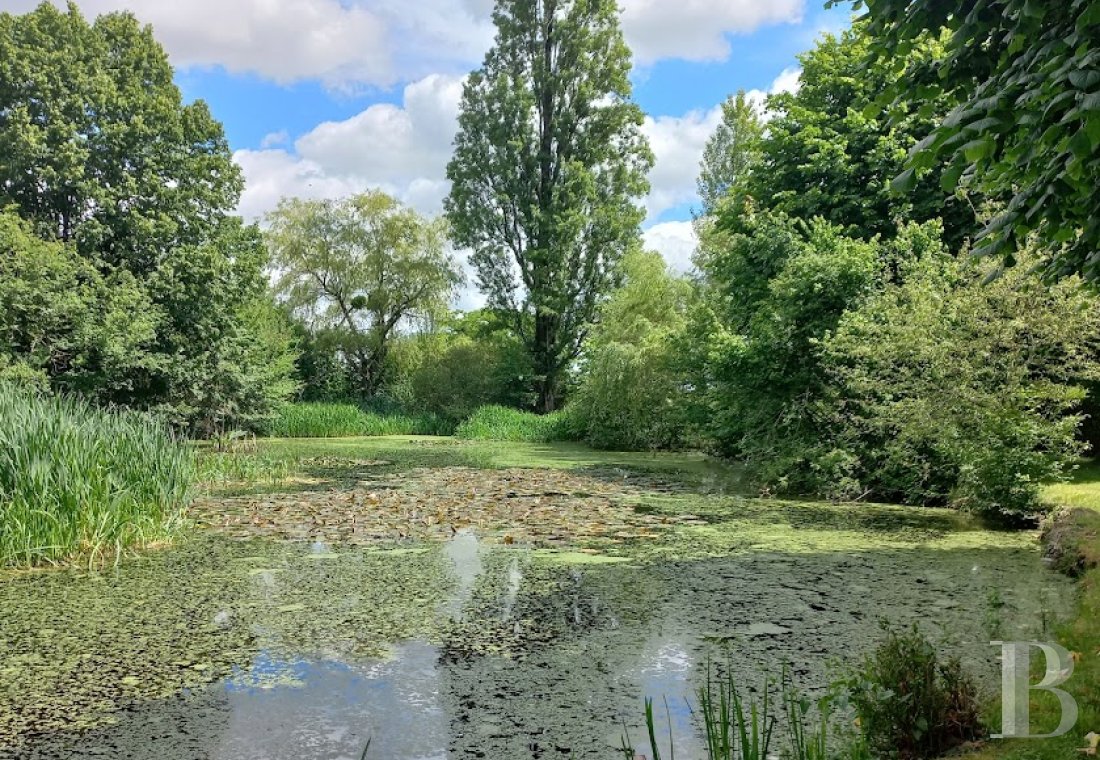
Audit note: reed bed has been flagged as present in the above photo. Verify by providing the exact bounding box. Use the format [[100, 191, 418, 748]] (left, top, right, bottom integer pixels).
[[0, 384, 194, 567], [264, 402, 451, 438]]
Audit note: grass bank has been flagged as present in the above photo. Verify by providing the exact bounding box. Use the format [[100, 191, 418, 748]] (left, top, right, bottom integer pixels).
[[0, 384, 193, 567], [967, 499, 1099, 759]]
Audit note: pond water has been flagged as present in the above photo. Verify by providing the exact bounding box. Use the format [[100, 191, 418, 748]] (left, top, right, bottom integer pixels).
[[0, 481, 1071, 759]]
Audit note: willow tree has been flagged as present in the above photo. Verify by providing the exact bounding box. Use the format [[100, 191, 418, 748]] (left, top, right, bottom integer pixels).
[[266, 192, 462, 398], [445, 0, 653, 412]]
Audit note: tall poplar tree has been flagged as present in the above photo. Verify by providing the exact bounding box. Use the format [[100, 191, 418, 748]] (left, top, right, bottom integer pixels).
[[445, 0, 653, 412]]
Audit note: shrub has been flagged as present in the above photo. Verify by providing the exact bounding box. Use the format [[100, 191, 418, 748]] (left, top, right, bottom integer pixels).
[[0, 384, 194, 567], [263, 402, 451, 438], [817, 250, 1099, 522], [454, 405, 577, 443], [846, 624, 982, 759], [570, 251, 693, 451]]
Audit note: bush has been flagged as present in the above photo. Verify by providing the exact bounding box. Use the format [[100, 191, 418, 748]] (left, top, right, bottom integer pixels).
[[847, 624, 982, 759], [454, 405, 577, 443], [263, 402, 451, 438], [816, 249, 1099, 522], [569, 251, 693, 451], [0, 384, 194, 567]]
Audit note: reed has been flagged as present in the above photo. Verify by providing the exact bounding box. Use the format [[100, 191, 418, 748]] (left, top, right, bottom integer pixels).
[[0, 384, 194, 567]]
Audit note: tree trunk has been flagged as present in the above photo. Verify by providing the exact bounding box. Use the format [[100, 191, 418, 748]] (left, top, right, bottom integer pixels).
[[534, 309, 558, 413]]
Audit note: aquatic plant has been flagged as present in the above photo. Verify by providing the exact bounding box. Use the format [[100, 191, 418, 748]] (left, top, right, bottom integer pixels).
[[845, 623, 982, 759], [0, 383, 194, 567], [623, 664, 874, 760], [264, 402, 451, 438], [454, 404, 578, 443]]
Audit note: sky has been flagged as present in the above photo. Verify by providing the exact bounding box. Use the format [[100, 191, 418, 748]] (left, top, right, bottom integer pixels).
[[7, 0, 854, 303]]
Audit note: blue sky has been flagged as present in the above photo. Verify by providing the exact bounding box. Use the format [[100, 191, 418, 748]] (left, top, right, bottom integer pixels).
[[12, 0, 853, 274]]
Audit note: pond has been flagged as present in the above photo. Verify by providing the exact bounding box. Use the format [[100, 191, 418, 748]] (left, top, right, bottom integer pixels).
[[0, 462, 1071, 759]]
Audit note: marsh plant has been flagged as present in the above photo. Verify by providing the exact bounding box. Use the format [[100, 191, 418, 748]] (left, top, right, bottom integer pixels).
[[845, 624, 982, 759], [455, 404, 578, 443], [264, 401, 451, 438], [621, 664, 870, 760], [0, 383, 194, 567]]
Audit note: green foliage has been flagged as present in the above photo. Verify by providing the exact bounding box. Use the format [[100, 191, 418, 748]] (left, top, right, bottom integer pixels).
[[0, 3, 296, 432], [454, 405, 577, 444], [851, 0, 1100, 280], [816, 250, 1100, 521], [622, 664, 872, 760], [846, 624, 982, 759], [267, 192, 462, 399], [445, 0, 653, 411], [0, 383, 193, 568], [744, 25, 976, 249], [569, 250, 693, 450], [696, 207, 882, 470], [0, 2, 241, 269], [697, 91, 763, 216], [0, 211, 157, 399], [263, 402, 451, 439]]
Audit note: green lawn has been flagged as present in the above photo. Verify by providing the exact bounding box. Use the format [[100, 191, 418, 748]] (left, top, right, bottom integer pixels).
[[1042, 459, 1100, 512]]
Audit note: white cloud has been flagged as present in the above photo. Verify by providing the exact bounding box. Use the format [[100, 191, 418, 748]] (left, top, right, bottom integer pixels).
[[621, 0, 804, 64], [643, 221, 698, 274], [10, 0, 394, 89], [10, 0, 806, 88], [641, 107, 723, 222], [259, 130, 290, 149], [769, 66, 803, 96], [235, 74, 465, 221]]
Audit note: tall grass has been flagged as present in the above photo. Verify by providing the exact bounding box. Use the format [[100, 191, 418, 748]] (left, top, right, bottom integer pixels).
[[454, 405, 577, 443], [0, 384, 194, 568], [264, 402, 452, 438], [622, 664, 870, 760]]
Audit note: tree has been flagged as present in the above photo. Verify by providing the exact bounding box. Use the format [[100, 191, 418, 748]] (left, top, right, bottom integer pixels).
[[445, 0, 653, 412], [818, 246, 1100, 522], [697, 91, 763, 216], [0, 2, 241, 274], [569, 250, 693, 450], [0, 3, 295, 431], [267, 192, 463, 399], [0, 211, 157, 397], [741, 25, 977, 249], [850, 0, 1100, 281]]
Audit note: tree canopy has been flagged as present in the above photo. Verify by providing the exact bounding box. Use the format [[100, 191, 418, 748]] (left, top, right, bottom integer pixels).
[[737, 25, 977, 249], [267, 192, 462, 398], [697, 91, 762, 216], [850, 0, 1100, 279], [0, 1, 296, 431], [445, 0, 653, 412]]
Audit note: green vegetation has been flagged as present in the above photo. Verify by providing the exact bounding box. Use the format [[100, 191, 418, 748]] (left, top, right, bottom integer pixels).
[[264, 402, 451, 439], [854, 0, 1100, 281], [446, 0, 652, 412], [454, 405, 576, 443], [0, 3, 298, 434], [0, 384, 193, 567], [847, 625, 982, 759], [266, 192, 462, 399]]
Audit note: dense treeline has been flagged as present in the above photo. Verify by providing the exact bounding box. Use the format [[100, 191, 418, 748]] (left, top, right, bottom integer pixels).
[[3, 1, 1099, 525]]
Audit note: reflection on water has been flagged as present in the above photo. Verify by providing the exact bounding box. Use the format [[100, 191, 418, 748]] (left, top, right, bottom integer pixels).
[[2, 522, 1072, 759], [218, 646, 447, 760]]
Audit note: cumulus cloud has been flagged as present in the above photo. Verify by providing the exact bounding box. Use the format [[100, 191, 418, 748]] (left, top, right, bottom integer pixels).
[[235, 74, 465, 221], [643, 221, 698, 274], [642, 107, 723, 222], [8, 0, 393, 89], [10, 0, 806, 88], [621, 0, 805, 64]]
